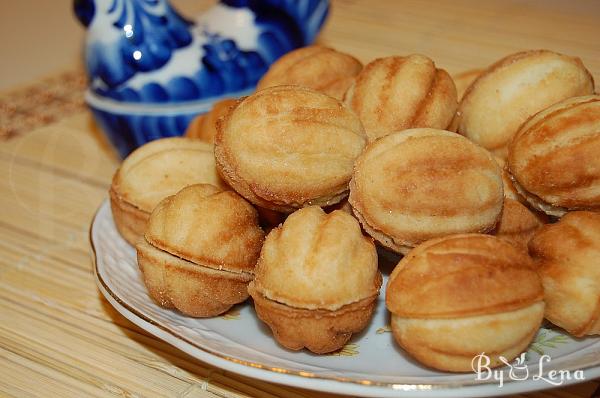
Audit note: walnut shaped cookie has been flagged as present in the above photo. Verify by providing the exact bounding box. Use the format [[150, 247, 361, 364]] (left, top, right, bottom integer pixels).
[[248, 206, 382, 354], [136, 184, 264, 317], [529, 211, 600, 337], [344, 55, 457, 142], [110, 137, 225, 245], [386, 234, 544, 372], [215, 85, 367, 212], [508, 95, 600, 217], [257, 45, 362, 100], [349, 128, 504, 254], [454, 50, 594, 158]]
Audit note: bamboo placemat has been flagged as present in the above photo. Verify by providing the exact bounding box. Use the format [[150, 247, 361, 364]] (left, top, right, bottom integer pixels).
[[2, 1, 600, 397], [0, 69, 87, 140]]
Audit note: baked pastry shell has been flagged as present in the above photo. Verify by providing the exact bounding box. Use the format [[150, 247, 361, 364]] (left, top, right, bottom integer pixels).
[[452, 68, 483, 101], [257, 45, 363, 100], [455, 50, 594, 158], [385, 233, 544, 371], [344, 55, 457, 142], [109, 137, 224, 244], [137, 238, 253, 317], [215, 86, 366, 213], [349, 129, 503, 254], [391, 302, 544, 372], [145, 184, 265, 274], [529, 211, 600, 337], [350, 203, 413, 255], [386, 234, 543, 319], [253, 207, 381, 310], [248, 281, 380, 354], [493, 198, 547, 252], [109, 184, 149, 246], [113, 137, 223, 213], [185, 98, 237, 144], [510, 177, 570, 217], [508, 95, 600, 216]]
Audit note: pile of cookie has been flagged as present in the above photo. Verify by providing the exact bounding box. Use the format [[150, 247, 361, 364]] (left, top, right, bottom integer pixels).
[[109, 45, 600, 372]]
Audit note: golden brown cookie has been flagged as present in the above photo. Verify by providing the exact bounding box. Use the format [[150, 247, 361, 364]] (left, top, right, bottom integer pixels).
[[452, 68, 483, 100], [248, 206, 382, 353], [323, 198, 353, 215], [110, 137, 225, 245], [215, 85, 367, 213], [493, 198, 547, 252], [185, 98, 237, 144], [491, 157, 548, 251], [508, 95, 600, 216], [349, 128, 504, 254], [529, 211, 600, 337], [454, 50, 594, 159], [344, 55, 457, 142], [386, 234, 544, 372], [494, 156, 522, 202], [257, 45, 362, 100], [137, 184, 264, 317]]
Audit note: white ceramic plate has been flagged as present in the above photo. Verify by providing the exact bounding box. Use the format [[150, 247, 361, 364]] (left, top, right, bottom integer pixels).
[[91, 199, 600, 397]]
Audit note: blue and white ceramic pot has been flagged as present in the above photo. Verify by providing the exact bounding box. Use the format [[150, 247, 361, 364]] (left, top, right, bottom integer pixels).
[[74, 0, 329, 157]]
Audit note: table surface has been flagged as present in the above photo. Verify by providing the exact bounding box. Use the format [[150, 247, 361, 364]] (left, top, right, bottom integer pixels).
[[2, 1, 600, 397]]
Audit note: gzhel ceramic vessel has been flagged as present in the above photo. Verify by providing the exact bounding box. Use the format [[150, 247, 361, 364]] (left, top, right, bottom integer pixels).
[[74, 0, 329, 157]]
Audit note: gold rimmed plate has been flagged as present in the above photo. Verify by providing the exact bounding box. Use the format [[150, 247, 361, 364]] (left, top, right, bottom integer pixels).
[[90, 199, 600, 397]]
